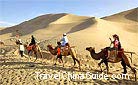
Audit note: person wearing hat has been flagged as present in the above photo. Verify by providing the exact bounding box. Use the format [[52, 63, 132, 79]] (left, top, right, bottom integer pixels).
[[112, 34, 121, 50], [60, 33, 69, 47], [18, 39, 22, 43], [19, 40, 25, 57], [107, 34, 121, 62], [29, 35, 36, 46]]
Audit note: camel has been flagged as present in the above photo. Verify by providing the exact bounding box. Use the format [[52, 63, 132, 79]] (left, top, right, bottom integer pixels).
[[16, 40, 43, 62], [47, 44, 81, 69], [86, 47, 137, 81]]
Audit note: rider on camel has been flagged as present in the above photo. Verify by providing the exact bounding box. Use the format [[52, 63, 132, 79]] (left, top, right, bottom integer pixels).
[[29, 35, 36, 46], [60, 33, 69, 47], [107, 34, 121, 61], [60, 33, 70, 51], [111, 34, 121, 50]]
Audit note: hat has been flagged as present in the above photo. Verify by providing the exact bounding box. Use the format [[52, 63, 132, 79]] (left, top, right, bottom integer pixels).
[[19, 39, 21, 42], [63, 33, 67, 36], [18, 39, 22, 43], [113, 34, 118, 37]]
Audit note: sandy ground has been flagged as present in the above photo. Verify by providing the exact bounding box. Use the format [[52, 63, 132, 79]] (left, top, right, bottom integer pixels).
[[0, 42, 138, 85]]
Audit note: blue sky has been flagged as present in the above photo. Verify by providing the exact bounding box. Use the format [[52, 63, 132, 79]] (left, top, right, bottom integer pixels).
[[0, 0, 138, 27]]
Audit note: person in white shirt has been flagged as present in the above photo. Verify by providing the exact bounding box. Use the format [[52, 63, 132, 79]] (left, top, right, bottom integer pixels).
[[19, 39, 25, 57], [60, 33, 69, 47]]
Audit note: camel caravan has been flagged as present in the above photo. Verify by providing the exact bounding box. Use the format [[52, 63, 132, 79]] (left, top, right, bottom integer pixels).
[[2, 33, 137, 81]]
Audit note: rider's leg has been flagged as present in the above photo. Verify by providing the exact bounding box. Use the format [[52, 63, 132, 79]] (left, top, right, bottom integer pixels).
[[20, 51, 24, 57]]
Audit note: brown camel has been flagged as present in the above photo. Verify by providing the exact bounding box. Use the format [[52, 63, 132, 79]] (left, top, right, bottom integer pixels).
[[47, 44, 81, 69], [24, 44, 43, 62], [16, 40, 43, 62], [86, 47, 137, 81]]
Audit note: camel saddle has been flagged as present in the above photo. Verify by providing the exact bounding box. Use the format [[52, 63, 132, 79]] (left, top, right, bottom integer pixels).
[[27, 45, 36, 51], [108, 48, 124, 61]]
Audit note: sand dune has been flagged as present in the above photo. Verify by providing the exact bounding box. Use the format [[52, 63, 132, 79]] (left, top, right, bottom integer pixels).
[[68, 18, 138, 53], [0, 13, 90, 38], [51, 14, 89, 24], [102, 7, 138, 23]]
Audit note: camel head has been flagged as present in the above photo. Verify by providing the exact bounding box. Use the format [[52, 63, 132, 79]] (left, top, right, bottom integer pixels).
[[86, 47, 95, 52], [23, 42, 29, 48], [47, 45, 54, 50], [24, 44, 28, 48], [15, 40, 20, 45]]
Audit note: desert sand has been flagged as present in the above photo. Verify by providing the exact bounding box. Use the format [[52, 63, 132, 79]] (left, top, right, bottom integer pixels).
[[0, 8, 138, 84]]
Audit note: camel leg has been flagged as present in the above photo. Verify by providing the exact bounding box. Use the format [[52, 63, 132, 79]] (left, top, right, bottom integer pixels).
[[60, 57, 64, 67], [58, 54, 64, 67], [38, 48, 45, 64], [34, 52, 37, 62], [54, 56, 58, 65], [98, 58, 107, 72], [28, 50, 31, 62], [122, 54, 136, 73], [64, 56, 67, 64], [121, 59, 127, 74], [104, 60, 109, 74], [70, 48, 81, 70], [38, 47, 43, 59], [39, 50, 43, 59], [122, 54, 137, 81], [52, 55, 55, 64], [27, 50, 33, 66], [126, 64, 137, 81], [33, 49, 38, 62], [72, 57, 76, 67], [98, 60, 104, 66], [98, 61, 103, 72], [76, 58, 81, 70], [73, 57, 81, 70]]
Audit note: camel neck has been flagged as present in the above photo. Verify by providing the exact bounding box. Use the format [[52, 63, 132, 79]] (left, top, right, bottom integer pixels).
[[90, 50, 101, 60], [90, 49, 95, 54]]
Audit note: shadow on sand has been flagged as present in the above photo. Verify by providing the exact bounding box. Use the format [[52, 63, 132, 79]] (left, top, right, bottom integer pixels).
[[0, 61, 137, 84]]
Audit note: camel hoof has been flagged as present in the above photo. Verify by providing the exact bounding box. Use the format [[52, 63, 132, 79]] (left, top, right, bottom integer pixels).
[[100, 70, 103, 73], [133, 68, 136, 74], [122, 71, 127, 74]]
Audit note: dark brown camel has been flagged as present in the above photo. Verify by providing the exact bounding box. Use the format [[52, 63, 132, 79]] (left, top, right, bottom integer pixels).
[[47, 45, 81, 70], [86, 47, 137, 81], [16, 40, 43, 62]]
